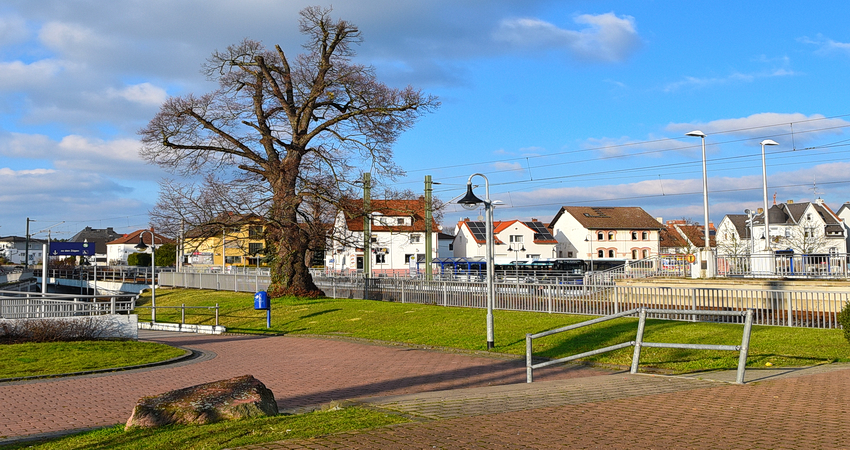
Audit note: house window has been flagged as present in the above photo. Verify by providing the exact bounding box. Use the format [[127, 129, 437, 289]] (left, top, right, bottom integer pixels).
[[608, 231, 615, 241], [248, 226, 263, 238], [632, 249, 638, 259], [375, 253, 386, 264], [632, 231, 638, 240], [598, 249, 604, 258], [642, 249, 649, 259], [567, 251, 573, 258], [642, 231, 648, 240], [448, 243, 454, 251], [248, 243, 264, 255], [608, 249, 615, 258], [225, 256, 242, 264], [410, 234, 421, 243], [397, 218, 405, 225], [597, 231, 604, 241], [510, 235, 523, 243]]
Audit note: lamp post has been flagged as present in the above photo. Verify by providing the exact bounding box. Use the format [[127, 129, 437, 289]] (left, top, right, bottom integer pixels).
[[507, 244, 525, 287], [685, 130, 712, 249], [760, 139, 779, 251], [457, 173, 495, 350], [135, 230, 157, 323]]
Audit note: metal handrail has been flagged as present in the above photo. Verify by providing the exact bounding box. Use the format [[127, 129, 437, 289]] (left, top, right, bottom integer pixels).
[[526, 307, 754, 384], [134, 303, 220, 327]]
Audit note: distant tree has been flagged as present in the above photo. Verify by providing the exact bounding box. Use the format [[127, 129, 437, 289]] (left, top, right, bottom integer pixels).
[[141, 6, 438, 297], [128, 252, 151, 267], [154, 243, 177, 267]]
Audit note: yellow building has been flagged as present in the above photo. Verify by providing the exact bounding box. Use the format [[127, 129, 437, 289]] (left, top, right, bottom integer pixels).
[[183, 215, 265, 269]]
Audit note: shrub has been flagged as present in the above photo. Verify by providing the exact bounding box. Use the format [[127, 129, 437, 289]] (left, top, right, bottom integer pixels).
[[839, 301, 850, 344], [0, 317, 119, 344], [128, 252, 152, 267]]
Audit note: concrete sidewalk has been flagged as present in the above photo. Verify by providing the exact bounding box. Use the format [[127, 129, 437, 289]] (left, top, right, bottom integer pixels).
[[2, 329, 848, 448], [239, 364, 850, 449], [0, 330, 607, 445]]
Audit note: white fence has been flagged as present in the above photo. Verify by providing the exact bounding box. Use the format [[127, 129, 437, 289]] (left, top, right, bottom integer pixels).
[[160, 271, 272, 293], [0, 290, 138, 319], [156, 271, 850, 329], [312, 275, 848, 329]]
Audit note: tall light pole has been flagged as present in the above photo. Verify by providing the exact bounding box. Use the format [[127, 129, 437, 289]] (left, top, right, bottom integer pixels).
[[760, 139, 780, 251], [507, 244, 525, 287], [457, 173, 495, 350], [685, 131, 711, 252], [135, 230, 157, 323]]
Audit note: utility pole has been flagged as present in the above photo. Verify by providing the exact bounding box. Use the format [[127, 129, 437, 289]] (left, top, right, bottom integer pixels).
[[425, 175, 433, 281], [362, 172, 371, 279], [25, 218, 33, 269]]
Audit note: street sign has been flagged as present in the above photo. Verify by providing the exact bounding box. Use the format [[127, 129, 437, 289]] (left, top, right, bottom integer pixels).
[[49, 242, 95, 256]]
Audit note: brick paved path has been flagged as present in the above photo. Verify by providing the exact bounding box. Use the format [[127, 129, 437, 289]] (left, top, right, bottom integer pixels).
[[239, 367, 850, 449], [0, 331, 607, 444]]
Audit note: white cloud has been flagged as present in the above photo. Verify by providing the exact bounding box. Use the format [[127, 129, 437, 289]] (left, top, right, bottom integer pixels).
[[800, 34, 850, 56], [38, 21, 111, 59], [665, 113, 850, 144], [0, 59, 68, 89], [106, 82, 168, 106], [0, 15, 29, 46], [663, 69, 793, 92], [494, 12, 640, 62], [492, 161, 524, 173]]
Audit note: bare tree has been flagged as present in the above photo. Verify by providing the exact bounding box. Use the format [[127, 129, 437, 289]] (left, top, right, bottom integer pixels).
[[140, 7, 438, 296]]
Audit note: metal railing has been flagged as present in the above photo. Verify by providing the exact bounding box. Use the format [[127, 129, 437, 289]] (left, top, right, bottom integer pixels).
[[154, 270, 850, 330], [311, 275, 848, 329], [526, 308, 754, 384], [159, 271, 272, 292], [135, 304, 220, 327], [718, 253, 849, 278], [0, 290, 138, 319]]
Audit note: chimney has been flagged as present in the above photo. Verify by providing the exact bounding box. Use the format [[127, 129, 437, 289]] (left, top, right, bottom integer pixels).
[[815, 197, 824, 205], [531, 218, 538, 222], [656, 217, 663, 223], [787, 200, 794, 204]]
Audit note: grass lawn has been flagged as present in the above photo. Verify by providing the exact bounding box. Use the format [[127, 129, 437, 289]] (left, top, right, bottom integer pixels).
[[0, 406, 407, 450], [0, 341, 187, 379], [137, 288, 850, 373]]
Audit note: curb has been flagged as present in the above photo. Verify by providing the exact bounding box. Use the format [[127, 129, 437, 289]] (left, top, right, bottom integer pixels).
[[0, 347, 198, 384]]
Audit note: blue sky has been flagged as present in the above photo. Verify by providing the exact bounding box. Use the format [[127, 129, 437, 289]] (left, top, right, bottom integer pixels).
[[2, 1, 850, 239]]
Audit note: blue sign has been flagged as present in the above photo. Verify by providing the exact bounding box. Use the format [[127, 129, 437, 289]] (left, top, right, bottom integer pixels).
[[49, 242, 95, 256]]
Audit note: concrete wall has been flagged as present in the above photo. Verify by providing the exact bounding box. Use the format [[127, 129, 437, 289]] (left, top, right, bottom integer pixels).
[[0, 314, 138, 340]]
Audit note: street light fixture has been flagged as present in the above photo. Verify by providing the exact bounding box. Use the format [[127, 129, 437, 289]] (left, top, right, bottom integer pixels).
[[135, 230, 157, 323], [685, 130, 711, 253], [457, 173, 495, 350], [759, 139, 780, 251], [507, 244, 526, 286]]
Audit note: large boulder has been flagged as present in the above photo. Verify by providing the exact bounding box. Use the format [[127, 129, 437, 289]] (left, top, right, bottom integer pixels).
[[125, 375, 278, 430]]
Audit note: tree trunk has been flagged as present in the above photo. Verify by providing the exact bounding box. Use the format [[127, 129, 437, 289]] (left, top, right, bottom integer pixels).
[[266, 155, 320, 298]]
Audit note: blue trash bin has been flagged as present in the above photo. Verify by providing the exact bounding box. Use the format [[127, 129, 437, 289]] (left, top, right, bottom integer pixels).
[[254, 291, 270, 310]]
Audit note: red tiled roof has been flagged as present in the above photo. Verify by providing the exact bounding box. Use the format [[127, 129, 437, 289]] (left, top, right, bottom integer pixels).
[[550, 206, 663, 230], [107, 229, 173, 246], [342, 198, 439, 233]]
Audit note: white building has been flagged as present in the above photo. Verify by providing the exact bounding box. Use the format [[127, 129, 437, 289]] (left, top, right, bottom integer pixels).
[[453, 219, 558, 264], [716, 214, 755, 256], [749, 199, 845, 254], [0, 236, 46, 265], [548, 206, 663, 262], [326, 198, 439, 275], [106, 229, 173, 266]]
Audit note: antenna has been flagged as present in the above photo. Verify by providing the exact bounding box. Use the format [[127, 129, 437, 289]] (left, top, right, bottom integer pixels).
[[810, 177, 821, 199]]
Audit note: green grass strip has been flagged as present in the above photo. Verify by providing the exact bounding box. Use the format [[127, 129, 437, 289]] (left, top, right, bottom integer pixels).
[[0, 407, 408, 450], [0, 341, 186, 379], [137, 288, 850, 373]]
